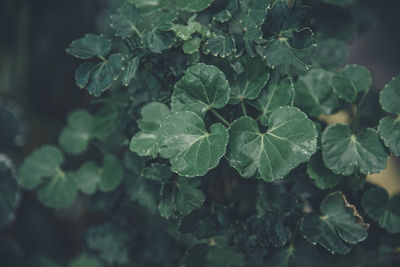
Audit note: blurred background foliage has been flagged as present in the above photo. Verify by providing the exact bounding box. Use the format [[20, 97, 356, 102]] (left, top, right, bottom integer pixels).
[[1, 0, 400, 266]]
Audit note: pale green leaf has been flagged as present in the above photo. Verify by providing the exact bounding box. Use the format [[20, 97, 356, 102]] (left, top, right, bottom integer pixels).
[[157, 111, 228, 177], [98, 155, 124, 192], [59, 110, 92, 155], [129, 131, 158, 158], [227, 107, 317, 181], [183, 37, 201, 54], [321, 124, 388, 175], [74, 162, 101, 195]]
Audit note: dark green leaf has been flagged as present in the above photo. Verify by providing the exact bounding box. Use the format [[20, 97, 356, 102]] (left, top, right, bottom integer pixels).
[[0, 158, 19, 228], [249, 75, 295, 125], [75, 62, 98, 88], [68, 254, 103, 267], [177, 0, 214, 12], [143, 30, 175, 53], [227, 107, 317, 181], [362, 187, 400, 234], [301, 191, 368, 255], [229, 57, 270, 105], [322, 124, 388, 175], [331, 64, 371, 103], [159, 176, 205, 219], [122, 57, 140, 87], [307, 152, 343, 190], [203, 33, 236, 58], [110, 3, 142, 38], [157, 111, 229, 177], [205, 246, 245, 267], [294, 68, 339, 117], [66, 34, 111, 59]]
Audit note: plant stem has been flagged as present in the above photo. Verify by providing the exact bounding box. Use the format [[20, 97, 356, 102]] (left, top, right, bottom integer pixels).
[[211, 109, 230, 126], [241, 100, 247, 116], [358, 87, 370, 109]]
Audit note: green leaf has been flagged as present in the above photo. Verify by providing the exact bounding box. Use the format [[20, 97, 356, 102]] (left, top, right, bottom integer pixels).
[[74, 162, 100, 194], [75, 156, 123, 194], [177, 0, 214, 12], [213, 0, 238, 23], [159, 176, 205, 219], [322, 0, 357, 7], [183, 37, 202, 54], [301, 191, 368, 255], [59, 110, 93, 155], [379, 75, 400, 114], [86, 223, 130, 265], [249, 75, 295, 126], [178, 208, 216, 239], [174, 63, 231, 112], [75, 62, 98, 88], [68, 254, 103, 267], [203, 33, 236, 58], [205, 246, 245, 267], [294, 68, 339, 117], [157, 111, 228, 177], [266, 240, 323, 267], [122, 57, 140, 87], [378, 75, 400, 155], [307, 153, 343, 190], [110, 3, 142, 38], [313, 38, 348, 69], [129, 132, 158, 158], [229, 57, 270, 105], [321, 124, 388, 175], [130, 102, 170, 158], [171, 87, 208, 117], [264, 28, 316, 76], [66, 34, 111, 59], [171, 15, 206, 41], [37, 171, 77, 209], [143, 30, 175, 53], [238, 0, 271, 30], [362, 187, 400, 234], [378, 117, 400, 156], [98, 155, 124, 192], [91, 104, 120, 140], [0, 159, 19, 228], [227, 107, 317, 181], [19, 145, 64, 189], [86, 53, 125, 97], [183, 244, 208, 267], [331, 64, 371, 103]]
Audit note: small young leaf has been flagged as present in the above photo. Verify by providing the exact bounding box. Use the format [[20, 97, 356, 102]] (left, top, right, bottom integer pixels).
[[174, 63, 231, 112], [66, 34, 111, 59], [59, 110, 93, 155], [227, 107, 317, 181], [301, 191, 368, 255], [361, 187, 400, 234], [183, 37, 201, 54], [74, 161, 101, 195], [322, 124, 388, 175], [157, 111, 228, 177], [331, 64, 371, 103], [294, 68, 339, 117]]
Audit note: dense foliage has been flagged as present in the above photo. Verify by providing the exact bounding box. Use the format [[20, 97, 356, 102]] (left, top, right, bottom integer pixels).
[[2, 0, 400, 266]]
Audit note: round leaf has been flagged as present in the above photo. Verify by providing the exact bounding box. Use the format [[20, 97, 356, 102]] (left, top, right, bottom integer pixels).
[[174, 63, 231, 112], [226, 107, 318, 181], [378, 117, 400, 156], [379, 74, 400, 114], [362, 187, 400, 234], [322, 124, 388, 175], [331, 64, 371, 103], [66, 34, 111, 59], [157, 111, 229, 177], [301, 191, 368, 255]]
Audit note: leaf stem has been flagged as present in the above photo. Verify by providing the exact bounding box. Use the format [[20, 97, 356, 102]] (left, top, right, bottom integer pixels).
[[241, 100, 247, 116], [358, 87, 370, 109], [211, 109, 230, 127]]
